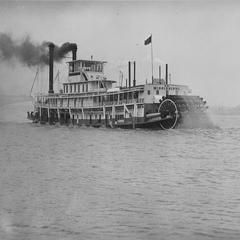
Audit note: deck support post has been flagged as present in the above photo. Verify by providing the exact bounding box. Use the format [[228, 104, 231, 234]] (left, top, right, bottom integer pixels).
[[81, 108, 84, 124], [103, 105, 107, 127], [72, 114, 75, 125], [47, 107, 50, 124], [124, 104, 130, 118], [103, 105, 106, 118], [69, 108, 72, 125], [133, 102, 137, 129], [39, 107, 42, 122], [112, 105, 115, 118], [123, 104, 126, 118], [112, 104, 115, 127], [57, 108, 60, 122]]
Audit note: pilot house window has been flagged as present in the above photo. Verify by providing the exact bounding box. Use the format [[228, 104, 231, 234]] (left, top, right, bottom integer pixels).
[[69, 63, 74, 73]]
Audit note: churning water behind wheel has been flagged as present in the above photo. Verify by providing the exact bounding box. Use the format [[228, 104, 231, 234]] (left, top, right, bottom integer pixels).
[[158, 99, 178, 129]]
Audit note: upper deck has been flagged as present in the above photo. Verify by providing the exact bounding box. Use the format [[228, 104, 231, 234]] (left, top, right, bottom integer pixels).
[[67, 59, 106, 76], [35, 44, 191, 105], [62, 59, 115, 94]]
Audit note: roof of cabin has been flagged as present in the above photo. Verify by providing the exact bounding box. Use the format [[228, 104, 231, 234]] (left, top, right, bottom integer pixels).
[[63, 79, 116, 84], [67, 59, 107, 64]]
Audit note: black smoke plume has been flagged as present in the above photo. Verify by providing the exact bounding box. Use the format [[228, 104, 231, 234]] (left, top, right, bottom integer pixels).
[[0, 33, 77, 67]]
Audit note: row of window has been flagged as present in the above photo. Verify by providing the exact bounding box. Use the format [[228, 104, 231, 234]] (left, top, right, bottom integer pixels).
[[153, 87, 166, 90], [168, 87, 180, 91], [69, 62, 104, 73], [153, 86, 180, 91], [73, 114, 125, 121], [148, 90, 161, 95], [147, 87, 181, 95], [64, 83, 89, 93]]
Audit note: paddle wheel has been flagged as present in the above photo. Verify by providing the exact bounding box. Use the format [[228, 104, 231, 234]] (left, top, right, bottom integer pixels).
[[158, 95, 209, 129]]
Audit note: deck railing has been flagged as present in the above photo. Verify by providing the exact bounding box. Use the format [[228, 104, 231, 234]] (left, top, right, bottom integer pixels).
[[35, 98, 144, 109]]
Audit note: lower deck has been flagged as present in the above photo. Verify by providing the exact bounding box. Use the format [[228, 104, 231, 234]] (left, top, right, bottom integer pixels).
[[28, 94, 211, 129], [29, 102, 162, 129]]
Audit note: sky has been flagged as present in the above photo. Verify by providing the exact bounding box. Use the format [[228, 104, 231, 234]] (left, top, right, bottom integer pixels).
[[0, 0, 240, 106]]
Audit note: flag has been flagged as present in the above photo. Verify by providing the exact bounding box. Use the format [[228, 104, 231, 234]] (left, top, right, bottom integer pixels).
[[144, 35, 152, 45]]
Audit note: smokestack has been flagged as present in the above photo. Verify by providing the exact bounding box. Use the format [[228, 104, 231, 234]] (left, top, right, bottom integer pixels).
[[72, 45, 77, 61], [165, 64, 168, 86], [48, 43, 54, 94], [128, 61, 131, 89], [133, 61, 136, 87], [159, 65, 161, 81], [165, 63, 168, 96]]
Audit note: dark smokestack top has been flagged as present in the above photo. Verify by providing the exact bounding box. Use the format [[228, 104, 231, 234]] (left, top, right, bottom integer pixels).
[[72, 44, 77, 61], [48, 42, 55, 49], [72, 44, 77, 51]]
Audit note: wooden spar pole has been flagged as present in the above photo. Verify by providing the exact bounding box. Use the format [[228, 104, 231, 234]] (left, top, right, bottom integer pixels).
[[29, 67, 39, 97]]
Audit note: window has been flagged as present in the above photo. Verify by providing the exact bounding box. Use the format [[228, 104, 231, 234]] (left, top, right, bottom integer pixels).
[[66, 85, 68, 93], [69, 63, 73, 73], [70, 85, 72, 93], [134, 91, 139, 99], [100, 82, 104, 88], [147, 90, 151, 95], [156, 90, 159, 95]]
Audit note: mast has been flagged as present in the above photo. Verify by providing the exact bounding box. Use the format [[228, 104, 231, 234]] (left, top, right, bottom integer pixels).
[[151, 34, 153, 83], [144, 34, 153, 83]]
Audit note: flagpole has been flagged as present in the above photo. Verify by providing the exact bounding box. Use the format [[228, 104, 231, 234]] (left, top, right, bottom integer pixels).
[[151, 34, 153, 83]]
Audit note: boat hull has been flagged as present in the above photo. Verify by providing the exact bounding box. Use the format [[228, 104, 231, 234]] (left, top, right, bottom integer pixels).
[[28, 108, 213, 130]]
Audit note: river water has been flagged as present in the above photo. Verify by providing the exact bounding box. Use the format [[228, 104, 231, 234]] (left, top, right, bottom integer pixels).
[[0, 101, 240, 240]]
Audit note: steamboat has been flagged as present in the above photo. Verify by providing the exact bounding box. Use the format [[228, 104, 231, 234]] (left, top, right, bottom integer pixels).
[[27, 43, 211, 129]]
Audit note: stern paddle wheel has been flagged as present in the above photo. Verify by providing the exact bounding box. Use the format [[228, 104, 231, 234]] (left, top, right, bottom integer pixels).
[[158, 95, 209, 129]]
